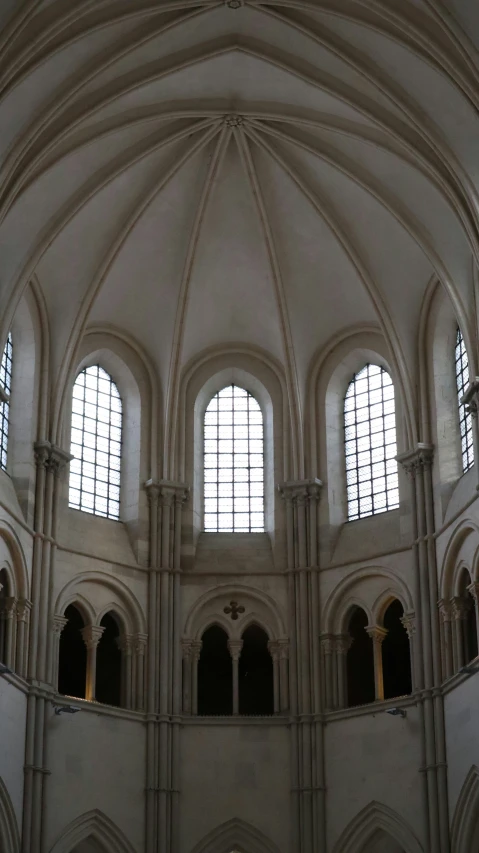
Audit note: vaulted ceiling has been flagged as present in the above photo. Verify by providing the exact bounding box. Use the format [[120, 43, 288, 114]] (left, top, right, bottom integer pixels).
[[0, 0, 478, 456]]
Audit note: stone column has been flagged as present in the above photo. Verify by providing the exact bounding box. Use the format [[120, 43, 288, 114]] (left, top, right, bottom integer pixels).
[[467, 582, 479, 652], [181, 640, 193, 714], [278, 478, 323, 853], [366, 626, 387, 701], [15, 599, 31, 679], [51, 615, 68, 691], [438, 601, 453, 680], [400, 612, 416, 691], [191, 641, 202, 716], [320, 635, 334, 711], [144, 481, 159, 853], [278, 640, 289, 713], [1, 596, 16, 670], [461, 378, 479, 490], [398, 444, 449, 853], [81, 625, 105, 702], [228, 639, 243, 715], [134, 633, 147, 712], [335, 634, 352, 709], [268, 640, 280, 713], [118, 634, 133, 709], [451, 597, 469, 671]]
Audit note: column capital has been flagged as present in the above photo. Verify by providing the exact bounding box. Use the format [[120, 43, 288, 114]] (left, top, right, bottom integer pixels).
[[52, 615, 68, 636], [0, 596, 16, 618], [190, 640, 202, 663], [400, 612, 416, 638], [277, 638, 289, 660], [81, 625, 105, 649], [16, 599, 32, 623], [452, 596, 472, 620], [365, 625, 388, 645], [144, 479, 161, 503], [34, 441, 73, 475], [133, 633, 148, 656], [227, 639, 243, 661], [267, 640, 280, 661], [278, 479, 323, 505], [117, 633, 134, 655], [334, 634, 353, 655], [438, 599, 453, 622], [467, 582, 479, 604], [320, 633, 335, 655], [181, 639, 193, 661], [396, 444, 434, 478], [461, 378, 479, 417]]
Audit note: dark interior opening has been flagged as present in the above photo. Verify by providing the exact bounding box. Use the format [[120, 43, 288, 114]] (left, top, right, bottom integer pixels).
[[198, 625, 232, 715], [382, 599, 412, 699], [96, 612, 122, 707], [346, 607, 375, 707], [0, 568, 9, 664], [239, 624, 274, 716], [58, 604, 87, 699]]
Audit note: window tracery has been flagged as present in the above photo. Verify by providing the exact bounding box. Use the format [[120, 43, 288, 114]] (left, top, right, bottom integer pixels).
[[0, 332, 13, 472], [344, 364, 399, 521], [455, 328, 474, 473], [204, 385, 264, 532], [69, 365, 122, 519]]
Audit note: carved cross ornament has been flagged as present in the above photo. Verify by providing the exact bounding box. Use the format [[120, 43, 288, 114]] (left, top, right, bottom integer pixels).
[[224, 601, 245, 620]]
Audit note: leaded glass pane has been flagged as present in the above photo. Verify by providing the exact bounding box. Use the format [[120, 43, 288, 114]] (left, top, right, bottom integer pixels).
[[204, 385, 264, 532], [455, 328, 474, 473], [0, 333, 12, 472], [69, 365, 122, 520], [344, 364, 399, 521]]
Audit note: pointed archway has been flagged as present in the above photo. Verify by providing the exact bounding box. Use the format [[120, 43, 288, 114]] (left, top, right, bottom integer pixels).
[[0, 777, 20, 853], [332, 802, 423, 853], [48, 810, 136, 853], [451, 766, 479, 853], [190, 817, 282, 853]]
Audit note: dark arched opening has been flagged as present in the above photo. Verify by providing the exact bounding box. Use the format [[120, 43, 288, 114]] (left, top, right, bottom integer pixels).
[[198, 625, 232, 715], [239, 624, 274, 715], [382, 600, 412, 699], [0, 568, 10, 664], [96, 612, 122, 707], [58, 605, 87, 699], [459, 571, 478, 664], [346, 607, 375, 707]]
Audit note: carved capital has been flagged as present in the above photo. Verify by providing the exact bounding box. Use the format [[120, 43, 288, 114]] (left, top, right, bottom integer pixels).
[[81, 625, 105, 650], [452, 596, 471, 621], [117, 634, 134, 655], [34, 441, 73, 476], [190, 640, 202, 663], [181, 639, 193, 662], [278, 479, 323, 506], [467, 582, 479, 605], [134, 633, 148, 656], [396, 444, 434, 479], [267, 640, 280, 662], [400, 612, 416, 638], [227, 639, 243, 661], [224, 0, 243, 8], [277, 639, 289, 661], [365, 625, 388, 646], [224, 114, 244, 126], [320, 633, 334, 655], [16, 599, 32, 623], [461, 378, 479, 418], [334, 634, 353, 655], [144, 479, 161, 504], [52, 615, 68, 636], [438, 600, 453, 623], [0, 596, 16, 619]]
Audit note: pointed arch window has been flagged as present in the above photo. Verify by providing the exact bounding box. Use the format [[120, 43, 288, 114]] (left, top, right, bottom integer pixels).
[[0, 332, 12, 472], [455, 328, 474, 473], [69, 365, 122, 519], [344, 364, 399, 521], [204, 385, 264, 532]]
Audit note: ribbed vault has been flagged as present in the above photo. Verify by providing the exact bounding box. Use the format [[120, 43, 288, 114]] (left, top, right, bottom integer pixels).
[[0, 0, 478, 476]]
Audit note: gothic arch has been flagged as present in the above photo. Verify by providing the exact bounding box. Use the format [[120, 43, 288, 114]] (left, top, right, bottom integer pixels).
[[0, 776, 20, 853], [190, 817, 282, 853], [323, 566, 413, 634], [48, 809, 136, 853], [332, 802, 423, 853], [439, 519, 479, 599], [54, 571, 146, 635], [0, 519, 29, 600], [451, 766, 479, 853], [184, 583, 286, 642]]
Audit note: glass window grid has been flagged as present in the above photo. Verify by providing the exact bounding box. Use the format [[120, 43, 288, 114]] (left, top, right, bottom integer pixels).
[[0, 332, 12, 472], [204, 385, 264, 532], [455, 328, 474, 473], [69, 365, 122, 520], [344, 364, 399, 521]]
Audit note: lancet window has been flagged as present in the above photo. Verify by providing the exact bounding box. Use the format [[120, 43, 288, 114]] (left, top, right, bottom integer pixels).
[[69, 365, 122, 519], [204, 385, 264, 532], [455, 328, 474, 473], [0, 332, 13, 472], [344, 364, 399, 521]]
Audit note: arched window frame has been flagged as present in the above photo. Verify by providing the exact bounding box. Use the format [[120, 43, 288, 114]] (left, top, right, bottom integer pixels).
[[344, 363, 399, 521], [455, 327, 474, 474], [0, 332, 13, 472], [203, 384, 264, 533], [69, 364, 122, 520]]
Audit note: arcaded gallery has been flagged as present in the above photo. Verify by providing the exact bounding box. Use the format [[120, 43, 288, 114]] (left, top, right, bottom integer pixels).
[[0, 2, 479, 852]]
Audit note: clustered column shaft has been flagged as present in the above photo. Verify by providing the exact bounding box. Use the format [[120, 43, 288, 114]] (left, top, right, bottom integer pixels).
[[144, 479, 188, 853], [278, 479, 323, 853]]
